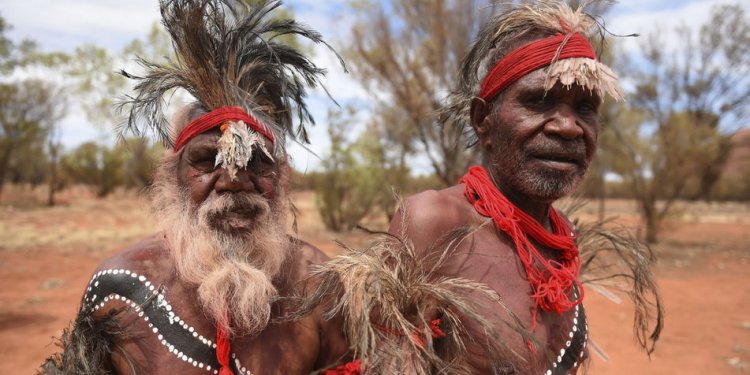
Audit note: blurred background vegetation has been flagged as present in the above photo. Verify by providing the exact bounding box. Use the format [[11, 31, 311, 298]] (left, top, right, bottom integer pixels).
[[0, 0, 748, 244]]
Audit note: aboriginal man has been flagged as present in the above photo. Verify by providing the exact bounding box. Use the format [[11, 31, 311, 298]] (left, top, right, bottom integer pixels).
[[310, 1, 662, 374], [41, 1, 349, 374]]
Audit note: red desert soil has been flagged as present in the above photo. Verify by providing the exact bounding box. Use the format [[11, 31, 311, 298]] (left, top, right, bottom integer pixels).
[[1, 191, 748, 374]]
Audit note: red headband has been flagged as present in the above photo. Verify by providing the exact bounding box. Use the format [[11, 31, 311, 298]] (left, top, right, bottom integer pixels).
[[478, 33, 597, 102], [173, 107, 275, 151]]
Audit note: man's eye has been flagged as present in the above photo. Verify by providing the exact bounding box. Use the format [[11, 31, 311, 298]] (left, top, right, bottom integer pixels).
[[195, 157, 215, 167], [249, 152, 275, 174], [188, 151, 217, 170], [525, 94, 547, 108], [577, 101, 598, 114]]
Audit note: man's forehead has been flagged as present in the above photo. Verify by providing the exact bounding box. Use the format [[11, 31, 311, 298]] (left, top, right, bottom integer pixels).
[[514, 69, 602, 101], [184, 129, 221, 148], [512, 69, 548, 89]]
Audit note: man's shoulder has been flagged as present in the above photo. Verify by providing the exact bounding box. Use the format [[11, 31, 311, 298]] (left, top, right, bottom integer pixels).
[[289, 237, 330, 266], [278, 238, 331, 298], [398, 185, 475, 231], [95, 234, 170, 277], [80, 234, 172, 323], [390, 185, 478, 251]]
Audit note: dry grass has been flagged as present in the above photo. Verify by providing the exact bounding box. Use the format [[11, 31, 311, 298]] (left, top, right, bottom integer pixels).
[[0, 186, 155, 253]]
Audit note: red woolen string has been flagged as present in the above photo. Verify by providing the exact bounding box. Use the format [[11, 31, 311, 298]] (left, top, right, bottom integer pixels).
[[376, 318, 446, 349], [321, 319, 445, 375], [460, 166, 583, 332], [478, 33, 597, 102], [215, 317, 233, 375], [323, 359, 362, 375], [173, 106, 275, 151]]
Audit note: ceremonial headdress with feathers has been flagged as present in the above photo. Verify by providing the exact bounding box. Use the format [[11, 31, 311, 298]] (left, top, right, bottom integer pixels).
[[120, 0, 344, 178], [440, 0, 624, 147]]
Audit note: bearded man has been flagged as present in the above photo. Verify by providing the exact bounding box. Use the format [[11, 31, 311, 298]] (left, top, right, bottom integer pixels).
[[41, 1, 349, 374], [309, 1, 663, 374]]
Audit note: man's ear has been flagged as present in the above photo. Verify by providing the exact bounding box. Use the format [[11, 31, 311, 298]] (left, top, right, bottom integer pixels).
[[470, 97, 492, 150]]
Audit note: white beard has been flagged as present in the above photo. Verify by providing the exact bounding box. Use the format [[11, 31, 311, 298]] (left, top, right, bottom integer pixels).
[[150, 154, 290, 336]]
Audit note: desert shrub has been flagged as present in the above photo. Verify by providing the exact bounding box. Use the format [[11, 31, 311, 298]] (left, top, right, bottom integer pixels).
[[314, 108, 387, 232]]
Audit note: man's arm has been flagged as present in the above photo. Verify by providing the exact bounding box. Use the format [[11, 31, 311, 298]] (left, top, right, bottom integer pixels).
[[40, 238, 163, 374], [39, 275, 127, 374]]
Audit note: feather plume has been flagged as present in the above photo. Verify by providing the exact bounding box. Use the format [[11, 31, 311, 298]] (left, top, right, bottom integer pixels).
[[215, 120, 273, 180], [555, 196, 663, 356], [118, 0, 346, 155], [546, 57, 624, 101], [39, 308, 136, 375], [574, 219, 664, 356]]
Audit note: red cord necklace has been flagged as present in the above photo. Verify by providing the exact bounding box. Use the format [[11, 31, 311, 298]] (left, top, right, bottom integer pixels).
[[460, 166, 583, 332]]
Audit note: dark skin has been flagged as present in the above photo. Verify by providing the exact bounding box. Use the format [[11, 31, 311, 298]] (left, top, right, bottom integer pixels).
[[389, 68, 599, 373], [85, 128, 348, 374], [179, 129, 279, 206]]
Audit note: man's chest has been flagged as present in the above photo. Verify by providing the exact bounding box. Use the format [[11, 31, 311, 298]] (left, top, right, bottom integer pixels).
[[435, 228, 588, 372], [115, 311, 321, 374], [96, 277, 320, 375]]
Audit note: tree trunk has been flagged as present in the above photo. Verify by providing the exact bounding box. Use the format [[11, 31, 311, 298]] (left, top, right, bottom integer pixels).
[[698, 136, 733, 201], [47, 143, 58, 207], [47, 178, 55, 206], [597, 168, 606, 222], [0, 145, 13, 204], [642, 199, 660, 244]]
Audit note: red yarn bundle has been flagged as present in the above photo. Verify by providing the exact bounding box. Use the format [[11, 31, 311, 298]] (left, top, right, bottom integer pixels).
[[460, 166, 583, 331]]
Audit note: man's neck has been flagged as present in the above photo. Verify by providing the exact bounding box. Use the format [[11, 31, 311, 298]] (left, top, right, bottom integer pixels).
[[490, 177, 553, 230]]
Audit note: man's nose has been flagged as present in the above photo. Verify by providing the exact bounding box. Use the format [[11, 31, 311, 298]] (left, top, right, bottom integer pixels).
[[213, 167, 255, 194], [544, 104, 584, 139]]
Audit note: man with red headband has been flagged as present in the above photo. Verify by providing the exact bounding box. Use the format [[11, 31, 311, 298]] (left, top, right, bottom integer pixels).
[[41, 1, 350, 374], [311, 1, 662, 374]]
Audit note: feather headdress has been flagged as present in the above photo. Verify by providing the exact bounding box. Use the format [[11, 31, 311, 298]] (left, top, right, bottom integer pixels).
[[119, 0, 345, 167], [440, 0, 623, 147]]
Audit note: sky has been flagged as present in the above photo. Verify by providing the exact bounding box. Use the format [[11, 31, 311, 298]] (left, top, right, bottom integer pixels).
[[1, 0, 746, 172]]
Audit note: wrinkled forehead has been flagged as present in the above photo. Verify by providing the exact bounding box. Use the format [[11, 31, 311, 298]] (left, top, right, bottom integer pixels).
[[513, 68, 603, 100]]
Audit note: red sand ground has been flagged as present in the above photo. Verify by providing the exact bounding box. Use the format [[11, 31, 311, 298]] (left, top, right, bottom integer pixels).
[[0, 193, 748, 374]]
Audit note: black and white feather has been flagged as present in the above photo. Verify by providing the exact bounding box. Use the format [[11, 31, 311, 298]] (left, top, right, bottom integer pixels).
[[118, 0, 346, 155]]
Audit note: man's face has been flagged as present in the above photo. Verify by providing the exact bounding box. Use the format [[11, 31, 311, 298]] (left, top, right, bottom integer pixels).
[[153, 126, 289, 336], [176, 128, 282, 234], [484, 68, 600, 202]]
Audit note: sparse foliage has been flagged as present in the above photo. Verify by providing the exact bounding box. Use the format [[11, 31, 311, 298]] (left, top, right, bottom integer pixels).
[[56, 137, 162, 198], [605, 4, 750, 242], [0, 80, 66, 200], [119, 137, 163, 189], [346, 0, 499, 186], [66, 22, 174, 133], [60, 142, 125, 197], [314, 107, 390, 231]]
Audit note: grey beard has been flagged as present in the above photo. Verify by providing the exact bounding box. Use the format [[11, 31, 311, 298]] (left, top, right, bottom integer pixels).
[[515, 164, 583, 200]]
